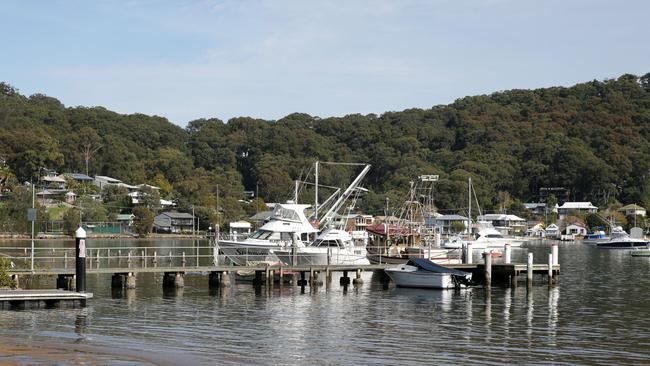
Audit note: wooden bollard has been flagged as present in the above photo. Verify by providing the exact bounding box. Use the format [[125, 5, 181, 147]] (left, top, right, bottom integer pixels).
[[552, 243, 559, 266], [352, 269, 363, 285], [309, 267, 314, 286], [484, 251, 492, 288], [548, 253, 553, 284], [527, 252, 534, 287], [504, 244, 511, 264], [340, 270, 350, 285], [466, 243, 473, 264]]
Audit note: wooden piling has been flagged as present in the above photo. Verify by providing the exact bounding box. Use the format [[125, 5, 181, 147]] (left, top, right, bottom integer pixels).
[[527, 253, 534, 287], [552, 243, 559, 266], [504, 244, 511, 264], [352, 269, 363, 285], [484, 251, 492, 288], [466, 243, 473, 264], [548, 253, 553, 284], [340, 270, 350, 286]]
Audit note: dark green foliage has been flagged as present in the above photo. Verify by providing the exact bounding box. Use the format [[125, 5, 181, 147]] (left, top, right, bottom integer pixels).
[[63, 207, 81, 236], [1, 73, 650, 220], [133, 206, 154, 237], [0, 257, 17, 288]]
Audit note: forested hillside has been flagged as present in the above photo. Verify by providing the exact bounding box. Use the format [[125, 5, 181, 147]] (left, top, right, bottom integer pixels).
[[1, 73, 650, 224]]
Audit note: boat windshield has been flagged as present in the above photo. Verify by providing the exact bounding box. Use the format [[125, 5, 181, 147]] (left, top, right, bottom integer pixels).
[[314, 239, 341, 248], [485, 234, 503, 238], [271, 206, 301, 222], [250, 230, 293, 241]]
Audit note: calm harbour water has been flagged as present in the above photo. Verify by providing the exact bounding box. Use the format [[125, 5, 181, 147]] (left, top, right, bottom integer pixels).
[[2, 239, 650, 365]]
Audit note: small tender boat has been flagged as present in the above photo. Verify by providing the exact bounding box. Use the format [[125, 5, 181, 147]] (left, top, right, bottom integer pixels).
[[384, 258, 472, 289]]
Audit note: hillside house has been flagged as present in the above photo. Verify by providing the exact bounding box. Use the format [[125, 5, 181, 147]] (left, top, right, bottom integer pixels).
[[153, 212, 195, 233], [476, 214, 527, 235], [557, 202, 598, 219], [618, 204, 646, 217]]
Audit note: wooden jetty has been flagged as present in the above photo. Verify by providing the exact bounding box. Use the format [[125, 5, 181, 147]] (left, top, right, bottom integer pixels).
[[6, 261, 559, 292], [0, 289, 92, 309]]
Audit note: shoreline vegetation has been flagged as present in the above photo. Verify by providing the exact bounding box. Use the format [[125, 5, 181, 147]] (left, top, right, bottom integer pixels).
[[2, 73, 650, 237]]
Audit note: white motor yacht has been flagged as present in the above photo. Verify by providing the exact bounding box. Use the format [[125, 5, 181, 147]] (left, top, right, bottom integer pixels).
[[595, 227, 649, 249], [444, 226, 525, 250], [274, 228, 370, 266], [218, 203, 319, 265]]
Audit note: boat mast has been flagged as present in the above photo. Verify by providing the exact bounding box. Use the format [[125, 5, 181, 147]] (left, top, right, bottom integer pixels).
[[468, 177, 472, 235]]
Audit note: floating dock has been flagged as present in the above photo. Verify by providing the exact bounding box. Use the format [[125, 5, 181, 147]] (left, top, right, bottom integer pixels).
[[0, 289, 92, 309]]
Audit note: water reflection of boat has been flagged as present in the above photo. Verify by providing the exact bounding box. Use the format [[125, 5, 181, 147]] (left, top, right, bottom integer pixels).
[[384, 258, 472, 289]]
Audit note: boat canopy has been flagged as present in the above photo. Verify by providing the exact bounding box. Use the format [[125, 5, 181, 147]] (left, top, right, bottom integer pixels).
[[405, 258, 471, 277]]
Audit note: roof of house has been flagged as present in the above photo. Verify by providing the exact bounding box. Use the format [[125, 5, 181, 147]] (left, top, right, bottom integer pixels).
[[546, 223, 559, 230], [94, 175, 122, 184], [435, 214, 469, 221], [230, 221, 252, 229], [558, 202, 597, 210], [158, 211, 195, 219], [619, 204, 646, 211], [524, 202, 546, 209], [477, 214, 526, 222], [41, 175, 66, 183], [67, 173, 94, 181]]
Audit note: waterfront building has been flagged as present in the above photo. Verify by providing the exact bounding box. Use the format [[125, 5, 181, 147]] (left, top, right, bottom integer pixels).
[[557, 202, 598, 219]]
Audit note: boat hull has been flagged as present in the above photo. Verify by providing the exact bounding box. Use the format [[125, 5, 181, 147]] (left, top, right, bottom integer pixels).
[[218, 240, 280, 265], [596, 240, 649, 249], [274, 249, 370, 266], [384, 266, 462, 289]]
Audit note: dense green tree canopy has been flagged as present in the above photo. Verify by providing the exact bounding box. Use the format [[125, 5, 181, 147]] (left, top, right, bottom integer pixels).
[[1, 73, 650, 221]]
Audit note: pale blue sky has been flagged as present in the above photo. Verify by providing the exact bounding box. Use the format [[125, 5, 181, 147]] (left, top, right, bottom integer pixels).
[[1, 0, 648, 126]]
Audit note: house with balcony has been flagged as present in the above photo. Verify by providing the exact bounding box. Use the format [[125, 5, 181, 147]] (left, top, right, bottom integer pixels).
[[618, 204, 646, 217], [476, 213, 527, 235], [557, 202, 598, 219], [153, 211, 195, 233]]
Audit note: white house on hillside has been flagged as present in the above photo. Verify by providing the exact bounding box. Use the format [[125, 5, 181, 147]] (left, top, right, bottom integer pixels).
[[557, 202, 598, 218], [476, 214, 527, 235], [618, 204, 646, 217]]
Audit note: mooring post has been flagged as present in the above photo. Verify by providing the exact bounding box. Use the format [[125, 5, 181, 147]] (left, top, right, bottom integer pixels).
[[466, 243, 473, 264], [552, 243, 559, 266], [548, 253, 553, 284], [326, 266, 332, 283], [64, 252, 68, 269], [298, 271, 307, 286], [182, 252, 186, 266], [220, 271, 232, 287], [309, 267, 314, 286], [75, 227, 87, 293], [484, 251, 492, 288], [340, 270, 350, 286], [265, 265, 271, 285], [352, 268, 363, 285], [527, 252, 534, 287], [279, 266, 284, 284], [126, 273, 136, 289], [461, 244, 467, 263], [504, 243, 511, 264], [209, 271, 220, 289]]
